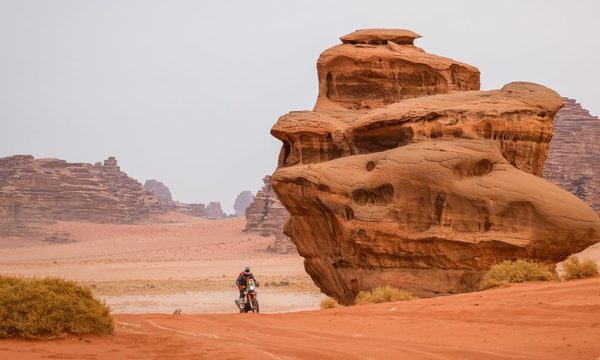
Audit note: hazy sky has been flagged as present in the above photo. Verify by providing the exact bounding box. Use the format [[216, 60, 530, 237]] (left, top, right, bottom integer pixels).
[[1, 1, 599, 213]]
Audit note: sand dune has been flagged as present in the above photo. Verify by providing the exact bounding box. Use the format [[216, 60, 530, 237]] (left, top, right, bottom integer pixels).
[[2, 278, 599, 359]]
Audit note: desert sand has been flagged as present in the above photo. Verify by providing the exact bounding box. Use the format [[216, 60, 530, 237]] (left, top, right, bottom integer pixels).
[[1, 278, 599, 359], [0, 213, 323, 314]]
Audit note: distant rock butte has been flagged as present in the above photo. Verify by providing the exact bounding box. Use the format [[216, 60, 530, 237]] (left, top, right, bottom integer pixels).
[[544, 98, 600, 213], [233, 191, 254, 216], [271, 29, 600, 304], [245, 176, 295, 254], [0, 155, 159, 236], [143, 180, 173, 208], [142, 180, 226, 219], [205, 201, 226, 219]]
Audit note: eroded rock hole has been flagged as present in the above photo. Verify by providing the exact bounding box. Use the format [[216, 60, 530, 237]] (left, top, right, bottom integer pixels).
[[294, 177, 310, 186], [484, 216, 492, 231], [318, 184, 331, 192], [435, 194, 445, 224], [282, 140, 291, 165], [366, 161, 375, 172], [326, 73, 334, 99], [354, 126, 414, 153], [352, 183, 394, 205], [483, 122, 492, 139], [345, 206, 355, 220], [472, 159, 493, 176]]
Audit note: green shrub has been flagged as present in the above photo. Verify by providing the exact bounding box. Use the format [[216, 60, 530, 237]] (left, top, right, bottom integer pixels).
[[355, 285, 416, 305], [0, 276, 114, 339], [320, 297, 339, 309], [480, 260, 557, 290], [562, 256, 599, 280]]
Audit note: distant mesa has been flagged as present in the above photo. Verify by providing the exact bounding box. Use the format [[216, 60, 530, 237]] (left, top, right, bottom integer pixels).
[[544, 98, 600, 214], [270, 29, 600, 305], [0, 155, 160, 238], [244, 176, 295, 254]]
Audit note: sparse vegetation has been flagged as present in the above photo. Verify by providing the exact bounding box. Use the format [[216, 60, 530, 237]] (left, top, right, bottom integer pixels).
[[355, 285, 416, 305], [264, 280, 290, 287], [320, 297, 339, 309], [479, 260, 557, 290], [562, 256, 599, 280], [0, 276, 113, 339]]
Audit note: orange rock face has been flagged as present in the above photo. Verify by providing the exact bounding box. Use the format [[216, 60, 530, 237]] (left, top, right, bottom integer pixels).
[[271, 30, 600, 304]]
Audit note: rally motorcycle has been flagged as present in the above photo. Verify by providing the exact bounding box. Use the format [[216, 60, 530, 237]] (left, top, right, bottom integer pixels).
[[235, 278, 259, 313]]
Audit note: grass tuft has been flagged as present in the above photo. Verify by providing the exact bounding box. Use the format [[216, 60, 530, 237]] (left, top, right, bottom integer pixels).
[[355, 285, 416, 305], [0, 276, 114, 339], [319, 297, 339, 309], [479, 260, 556, 290], [562, 256, 599, 280]]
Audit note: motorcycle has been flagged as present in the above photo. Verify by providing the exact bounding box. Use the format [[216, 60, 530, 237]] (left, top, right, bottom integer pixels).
[[234, 278, 260, 313]]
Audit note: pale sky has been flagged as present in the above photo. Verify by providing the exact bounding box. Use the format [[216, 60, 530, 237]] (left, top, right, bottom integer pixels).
[[1, 0, 599, 213]]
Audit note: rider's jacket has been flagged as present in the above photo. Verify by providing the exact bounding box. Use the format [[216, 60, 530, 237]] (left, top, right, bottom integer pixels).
[[236, 272, 259, 288]]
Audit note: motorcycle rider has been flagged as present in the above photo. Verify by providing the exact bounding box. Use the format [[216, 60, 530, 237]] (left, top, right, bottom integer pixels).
[[236, 265, 259, 304]]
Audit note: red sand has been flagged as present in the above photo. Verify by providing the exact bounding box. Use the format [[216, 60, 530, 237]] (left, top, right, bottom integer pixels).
[[2, 278, 599, 359]]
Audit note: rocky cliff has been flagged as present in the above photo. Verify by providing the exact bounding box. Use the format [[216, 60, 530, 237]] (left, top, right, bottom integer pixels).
[[270, 29, 600, 304], [544, 98, 600, 213], [233, 191, 254, 216], [0, 155, 160, 236], [245, 176, 295, 253]]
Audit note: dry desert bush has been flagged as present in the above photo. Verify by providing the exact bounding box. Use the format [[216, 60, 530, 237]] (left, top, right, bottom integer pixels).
[[562, 256, 599, 280], [355, 285, 416, 305], [320, 297, 339, 309], [0, 276, 113, 339], [479, 260, 557, 289]]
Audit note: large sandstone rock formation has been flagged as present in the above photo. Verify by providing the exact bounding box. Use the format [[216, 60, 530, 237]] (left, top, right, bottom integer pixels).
[[270, 29, 600, 304], [245, 176, 295, 253], [0, 155, 159, 236], [544, 98, 600, 213], [233, 191, 254, 216]]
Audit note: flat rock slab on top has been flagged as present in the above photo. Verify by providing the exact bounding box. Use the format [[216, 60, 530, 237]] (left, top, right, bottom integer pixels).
[[340, 28, 422, 45]]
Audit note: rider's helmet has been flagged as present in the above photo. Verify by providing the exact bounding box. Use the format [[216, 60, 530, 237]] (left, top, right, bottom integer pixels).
[[243, 265, 251, 274]]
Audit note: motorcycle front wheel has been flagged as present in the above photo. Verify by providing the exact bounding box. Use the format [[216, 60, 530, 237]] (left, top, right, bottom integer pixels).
[[252, 299, 259, 314]]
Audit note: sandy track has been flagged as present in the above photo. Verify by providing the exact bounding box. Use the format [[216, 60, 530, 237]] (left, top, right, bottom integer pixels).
[[2, 278, 599, 359]]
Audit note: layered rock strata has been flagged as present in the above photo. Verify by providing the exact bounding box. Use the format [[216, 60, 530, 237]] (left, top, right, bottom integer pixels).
[[270, 29, 600, 304], [245, 176, 295, 253], [0, 155, 159, 236], [544, 98, 600, 213], [233, 191, 254, 216]]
